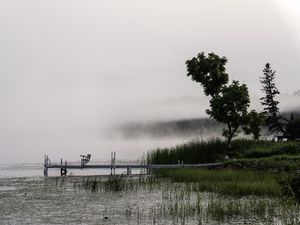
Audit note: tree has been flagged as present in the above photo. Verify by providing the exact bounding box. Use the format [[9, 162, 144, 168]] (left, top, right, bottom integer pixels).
[[260, 63, 286, 135], [242, 110, 265, 140], [286, 113, 300, 140], [186, 52, 262, 156], [186, 52, 228, 97], [207, 81, 250, 153]]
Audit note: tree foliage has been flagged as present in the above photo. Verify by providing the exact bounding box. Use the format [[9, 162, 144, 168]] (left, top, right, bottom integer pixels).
[[242, 110, 264, 140], [186, 52, 229, 96], [206, 81, 250, 146], [186, 52, 262, 155]]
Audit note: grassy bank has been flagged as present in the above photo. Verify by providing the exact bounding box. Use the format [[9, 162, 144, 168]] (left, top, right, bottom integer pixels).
[[148, 139, 300, 199]]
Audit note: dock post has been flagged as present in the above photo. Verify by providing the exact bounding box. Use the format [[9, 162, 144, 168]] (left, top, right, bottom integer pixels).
[[146, 162, 149, 175], [60, 159, 67, 176], [65, 161, 67, 176], [127, 164, 132, 175], [113, 151, 116, 175], [110, 152, 113, 175], [60, 158, 63, 176], [44, 155, 48, 177]]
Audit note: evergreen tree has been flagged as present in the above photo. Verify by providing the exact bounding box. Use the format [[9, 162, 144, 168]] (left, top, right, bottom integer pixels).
[[260, 63, 286, 135]]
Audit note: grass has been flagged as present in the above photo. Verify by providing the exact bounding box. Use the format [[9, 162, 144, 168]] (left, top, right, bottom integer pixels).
[[147, 138, 300, 165], [146, 139, 300, 200], [148, 138, 300, 201], [155, 168, 282, 197], [147, 138, 225, 164], [50, 174, 300, 224], [225, 155, 300, 172], [71, 175, 165, 193]]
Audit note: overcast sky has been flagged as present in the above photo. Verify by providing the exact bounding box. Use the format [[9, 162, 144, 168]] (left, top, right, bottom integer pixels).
[[0, 0, 300, 163]]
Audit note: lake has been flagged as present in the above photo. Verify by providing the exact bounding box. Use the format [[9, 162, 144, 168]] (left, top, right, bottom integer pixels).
[[0, 164, 299, 225]]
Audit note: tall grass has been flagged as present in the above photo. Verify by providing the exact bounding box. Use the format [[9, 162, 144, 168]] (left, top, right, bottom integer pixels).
[[155, 168, 282, 197], [73, 175, 165, 193], [50, 174, 300, 224], [147, 138, 300, 164]]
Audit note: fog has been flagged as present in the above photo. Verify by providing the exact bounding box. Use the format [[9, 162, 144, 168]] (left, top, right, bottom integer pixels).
[[0, 0, 300, 163]]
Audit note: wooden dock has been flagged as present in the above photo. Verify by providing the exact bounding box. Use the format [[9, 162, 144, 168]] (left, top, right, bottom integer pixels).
[[43, 154, 223, 177]]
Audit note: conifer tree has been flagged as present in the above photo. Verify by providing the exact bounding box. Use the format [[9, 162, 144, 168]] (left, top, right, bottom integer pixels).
[[260, 63, 286, 135]]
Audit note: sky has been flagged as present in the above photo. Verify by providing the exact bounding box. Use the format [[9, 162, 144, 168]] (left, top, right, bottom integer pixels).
[[0, 0, 300, 163]]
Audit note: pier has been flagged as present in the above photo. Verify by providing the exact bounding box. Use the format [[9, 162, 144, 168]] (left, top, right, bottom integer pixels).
[[43, 153, 223, 177]]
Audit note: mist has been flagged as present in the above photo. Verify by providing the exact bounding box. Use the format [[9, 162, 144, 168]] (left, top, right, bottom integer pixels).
[[0, 0, 300, 163]]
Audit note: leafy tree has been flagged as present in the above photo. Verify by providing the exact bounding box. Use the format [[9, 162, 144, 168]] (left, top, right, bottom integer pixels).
[[242, 110, 265, 140], [186, 52, 262, 156], [186, 52, 228, 97], [206, 81, 250, 153], [260, 63, 286, 135]]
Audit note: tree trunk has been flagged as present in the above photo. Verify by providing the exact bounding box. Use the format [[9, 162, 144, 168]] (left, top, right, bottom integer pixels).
[[225, 135, 233, 159]]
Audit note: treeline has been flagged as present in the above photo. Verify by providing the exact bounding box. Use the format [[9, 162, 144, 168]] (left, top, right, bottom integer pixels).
[[116, 118, 222, 139]]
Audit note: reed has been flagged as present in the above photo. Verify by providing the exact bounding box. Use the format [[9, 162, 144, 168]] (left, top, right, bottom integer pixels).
[[147, 138, 300, 165], [51, 175, 300, 225], [72, 175, 166, 193]]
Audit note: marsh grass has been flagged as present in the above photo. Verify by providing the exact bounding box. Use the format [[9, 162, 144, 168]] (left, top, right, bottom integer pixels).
[[50, 175, 300, 225], [150, 187, 300, 225], [71, 175, 166, 193], [147, 139, 300, 165], [156, 168, 282, 197], [128, 185, 300, 225]]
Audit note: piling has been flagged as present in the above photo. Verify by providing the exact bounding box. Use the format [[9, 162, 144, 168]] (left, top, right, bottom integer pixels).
[[113, 152, 116, 175], [60, 159, 67, 176], [127, 164, 132, 175], [44, 155, 48, 177], [110, 151, 116, 175]]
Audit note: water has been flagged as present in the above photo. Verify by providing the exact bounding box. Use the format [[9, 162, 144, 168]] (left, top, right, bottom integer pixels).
[[1, 164, 300, 225], [0, 176, 163, 225], [1, 175, 299, 225], [0, 163, 43, 178]]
